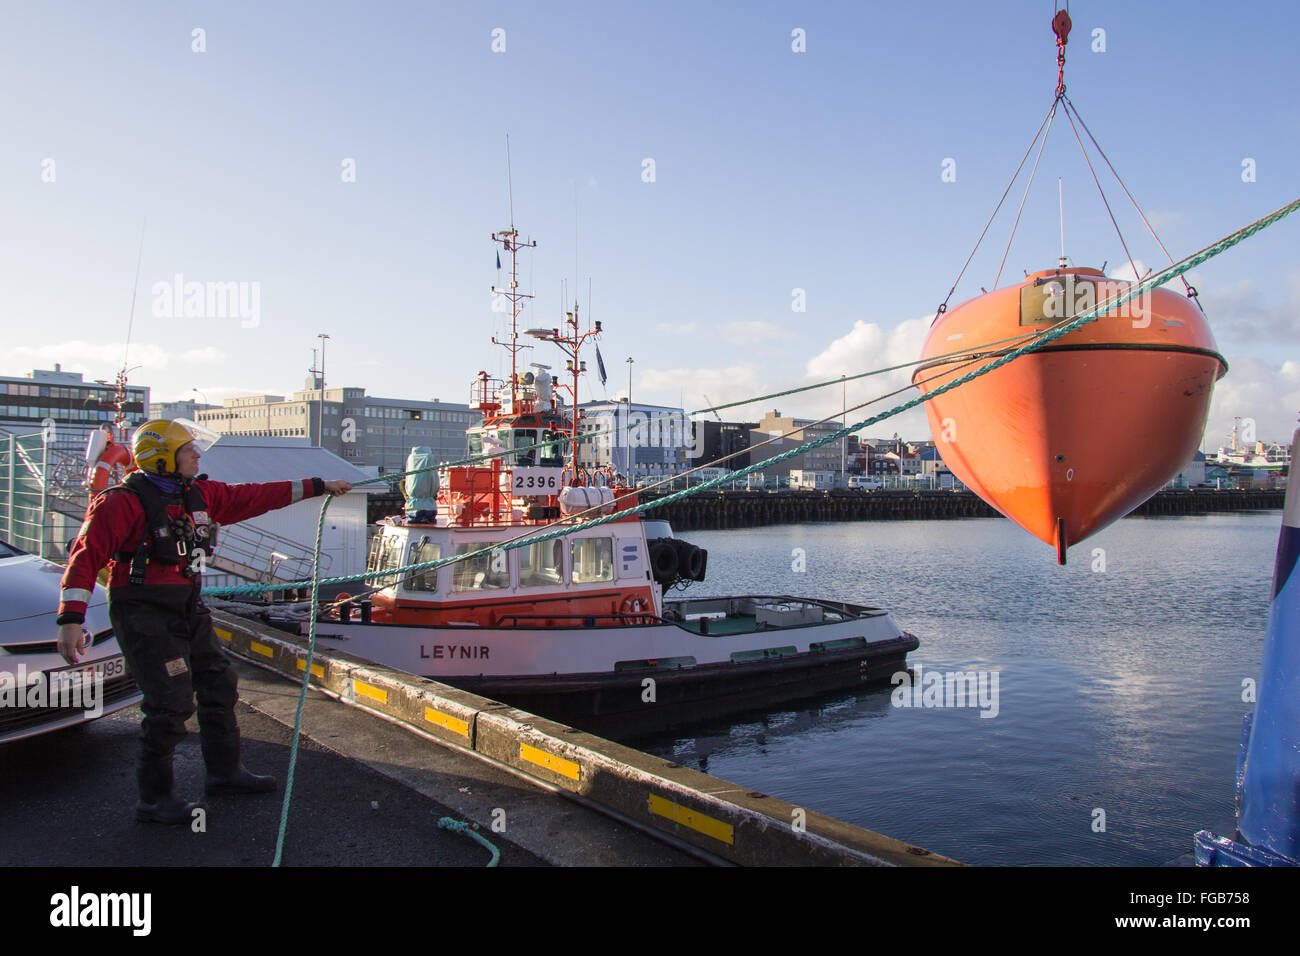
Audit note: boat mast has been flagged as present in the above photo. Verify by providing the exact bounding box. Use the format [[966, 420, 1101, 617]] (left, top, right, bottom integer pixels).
[[526, 303, 602, 486], [490, 227, 536, 411]]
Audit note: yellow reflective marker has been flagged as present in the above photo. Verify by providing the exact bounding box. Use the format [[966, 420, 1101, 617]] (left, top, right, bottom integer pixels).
[[519, 743, 580, 781], [214, 627, 232, 643], [249, 641, 274, 659], [424, 707, 470, 738], [353, 680, 388, 704], [295, 658, 325, 678], [647, 793, 735, 845]]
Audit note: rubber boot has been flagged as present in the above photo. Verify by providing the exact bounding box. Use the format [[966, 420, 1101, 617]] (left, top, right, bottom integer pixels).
[[205, 765, 277, 795], [136, 756, 203, 825], [202, 727, 277, 795]]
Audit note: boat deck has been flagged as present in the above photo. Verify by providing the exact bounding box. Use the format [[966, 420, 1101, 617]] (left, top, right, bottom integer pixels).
[[683, 614, 757, 636]]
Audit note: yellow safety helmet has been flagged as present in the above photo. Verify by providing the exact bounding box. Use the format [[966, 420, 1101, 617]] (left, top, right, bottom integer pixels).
[[132, 419, 217, 475]]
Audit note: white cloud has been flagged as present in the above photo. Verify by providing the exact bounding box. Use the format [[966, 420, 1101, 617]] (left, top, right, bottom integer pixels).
[[4, 340, 226, 373], [1107, 259, 1150, 284], [802, 316, 934, 439], [154, 384, 283, 405], [724, 320, 795, 344], [1198, 272, 1300, 344], [1207, 356, 1300, 447], [1145, 210, 1189, 232], [636, 365, 763, 416], [655, 322, 698, 336], [176, 347, 225, 364]]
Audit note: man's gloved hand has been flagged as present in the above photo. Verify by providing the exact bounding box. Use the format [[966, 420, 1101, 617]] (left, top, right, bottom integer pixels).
[[57, 622, 90, 666]]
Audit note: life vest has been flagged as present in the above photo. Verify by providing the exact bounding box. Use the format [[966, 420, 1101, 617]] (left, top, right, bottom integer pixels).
[[109, 472, 217, 584]]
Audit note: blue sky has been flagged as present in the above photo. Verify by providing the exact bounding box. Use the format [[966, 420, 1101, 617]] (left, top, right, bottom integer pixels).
[[2, 0, 1297, 444]]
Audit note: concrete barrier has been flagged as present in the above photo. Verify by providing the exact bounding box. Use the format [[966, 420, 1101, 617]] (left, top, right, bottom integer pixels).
[[212, 610, 963, 867]]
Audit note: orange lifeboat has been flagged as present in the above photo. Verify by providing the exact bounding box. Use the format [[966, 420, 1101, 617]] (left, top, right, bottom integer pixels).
[[913, 266, 1226, 563]]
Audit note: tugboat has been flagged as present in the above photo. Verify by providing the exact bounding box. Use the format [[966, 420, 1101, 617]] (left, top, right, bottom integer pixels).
[[257, 225, 919, 734]]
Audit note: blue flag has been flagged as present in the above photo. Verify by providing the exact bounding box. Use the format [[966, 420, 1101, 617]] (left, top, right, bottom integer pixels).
[[595, 346, 607, 386], [496, 251, 501, 270]]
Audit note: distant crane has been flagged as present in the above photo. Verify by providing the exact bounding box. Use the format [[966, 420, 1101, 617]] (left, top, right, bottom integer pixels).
[[701, 395, 722, 422]]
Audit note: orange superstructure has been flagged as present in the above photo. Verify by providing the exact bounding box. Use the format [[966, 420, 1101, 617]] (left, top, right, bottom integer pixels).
[[914, 267, 1226, 563]]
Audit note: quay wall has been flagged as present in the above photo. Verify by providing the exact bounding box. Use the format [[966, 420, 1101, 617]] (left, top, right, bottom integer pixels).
[[367, 489, 1284, 530], [635, 488, 1286, 531], [212, 611, 962, 867]]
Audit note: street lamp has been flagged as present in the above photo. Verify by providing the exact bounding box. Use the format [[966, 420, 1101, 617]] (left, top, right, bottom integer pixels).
[[316, 333, 330, 448], [626, 356, 634, 476], [841, 374, 846, 481]]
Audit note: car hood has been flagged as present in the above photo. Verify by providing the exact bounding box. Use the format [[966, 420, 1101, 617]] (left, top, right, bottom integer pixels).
[[0, 554, 106, 623]]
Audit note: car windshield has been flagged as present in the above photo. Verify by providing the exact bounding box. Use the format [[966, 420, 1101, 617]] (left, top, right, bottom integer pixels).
[[0, 540, 26, 559]]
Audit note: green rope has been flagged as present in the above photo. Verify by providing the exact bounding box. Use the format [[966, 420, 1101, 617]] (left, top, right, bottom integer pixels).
[[436, 815, 501, 866], [271, 490, 332, 867]]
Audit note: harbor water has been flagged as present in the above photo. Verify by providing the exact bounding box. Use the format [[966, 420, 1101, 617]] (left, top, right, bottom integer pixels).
[[631, 511, 1280, 866]]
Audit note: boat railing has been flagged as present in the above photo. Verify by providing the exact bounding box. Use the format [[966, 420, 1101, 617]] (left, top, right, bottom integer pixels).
[[493, 612, 664, 628], [664, 594, 887, 620]]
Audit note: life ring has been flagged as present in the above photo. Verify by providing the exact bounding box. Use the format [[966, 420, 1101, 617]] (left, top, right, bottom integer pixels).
[[619, 595, 650, 624], [85, 433, 133, 492]]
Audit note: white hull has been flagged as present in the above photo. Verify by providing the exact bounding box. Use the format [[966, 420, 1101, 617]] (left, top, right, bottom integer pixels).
[[306, 595, 906, 679]]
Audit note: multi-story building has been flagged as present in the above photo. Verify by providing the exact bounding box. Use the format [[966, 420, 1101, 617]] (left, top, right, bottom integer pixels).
[[753, 410, 845, 476], [194, 377, 479, 477], [575, 400, 692, 479], [0, 365, 149, 442], [149, 398, 218, 422], [917, 446, 956, 486], [686, 420, 756, 471]]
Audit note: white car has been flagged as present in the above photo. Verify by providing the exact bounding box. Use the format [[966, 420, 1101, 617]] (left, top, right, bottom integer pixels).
[[0, 539, 141, 743]]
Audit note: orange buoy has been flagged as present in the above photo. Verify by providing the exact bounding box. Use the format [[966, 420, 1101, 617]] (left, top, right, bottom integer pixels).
[[913, 266, 1226, 563]]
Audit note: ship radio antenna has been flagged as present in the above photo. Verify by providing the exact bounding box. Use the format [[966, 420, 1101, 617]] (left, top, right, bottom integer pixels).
[[506, 133, 515, 230], [111, 218, 148, 441], [490, 223, 536, 407], [122, 218, 147, 373], [1058, 177, 1067, 268]]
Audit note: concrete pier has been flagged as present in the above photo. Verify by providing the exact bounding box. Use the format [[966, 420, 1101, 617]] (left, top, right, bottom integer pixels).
[[209, 611, 964, 867]]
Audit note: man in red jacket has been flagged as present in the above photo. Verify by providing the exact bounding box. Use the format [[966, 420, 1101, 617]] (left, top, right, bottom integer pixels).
[[56, 419, 352, 824]]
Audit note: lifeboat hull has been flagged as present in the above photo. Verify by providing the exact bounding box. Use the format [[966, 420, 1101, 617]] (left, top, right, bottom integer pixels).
[[914, 267, 1226, 561]]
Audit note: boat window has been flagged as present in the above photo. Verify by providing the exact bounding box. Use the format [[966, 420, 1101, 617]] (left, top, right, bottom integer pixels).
[[381, 536, 404, 583], [468, 433, 482, 456], [405, 539, 440, 592], [365, 534, 406, 589], [570, 537, 614, 584], [366, 533, 399, 587], [496, 429, 515, 465], [519, 538, 563, 588], [539, 429, 565, 467], [452, 541, 510, 591], [365, 534, 384, 583], [514, 429, 537, 467]]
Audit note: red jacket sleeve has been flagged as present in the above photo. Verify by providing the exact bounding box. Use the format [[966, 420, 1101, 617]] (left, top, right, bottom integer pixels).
[[198, 478, 322, 527], [57, 490, 143, 625]]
